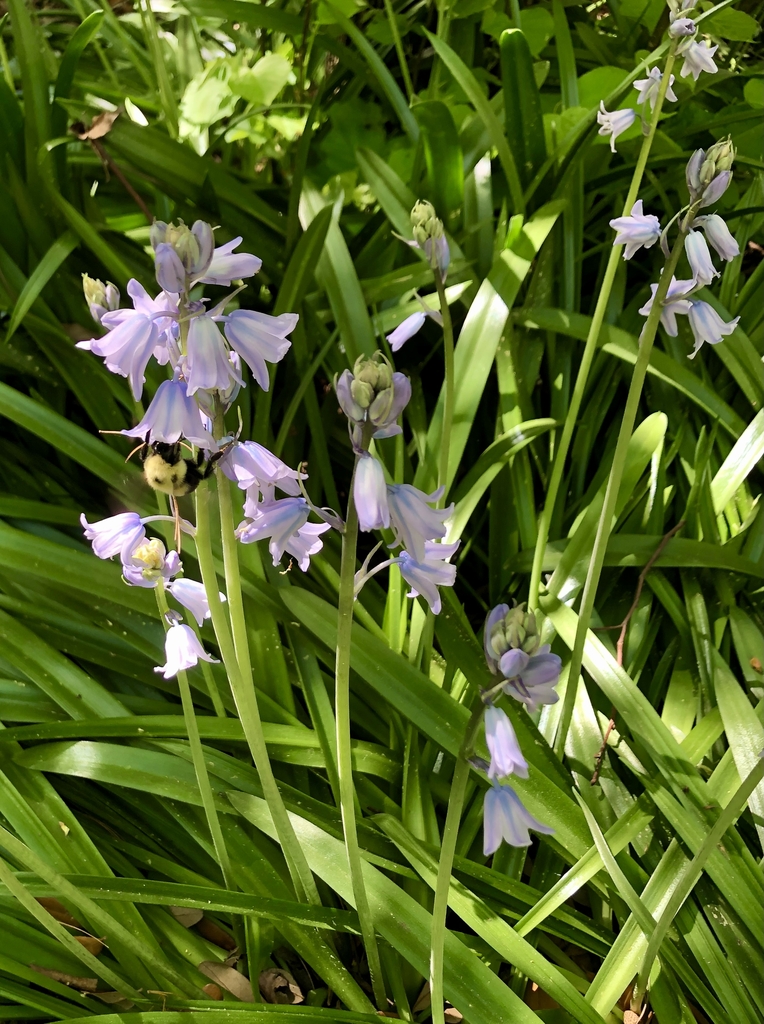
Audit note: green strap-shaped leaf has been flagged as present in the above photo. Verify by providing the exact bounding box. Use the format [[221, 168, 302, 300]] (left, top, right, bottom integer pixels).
[[711, 407, 764, 513], [500, 29, 546, 188], [5, 231, 78, 340], [413, 100, 464, 222]]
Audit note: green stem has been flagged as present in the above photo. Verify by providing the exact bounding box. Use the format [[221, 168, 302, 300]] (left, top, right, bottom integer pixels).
[[194, 479, 319, 905], [154, 583, 234, 890], [552, 211, 691, 757], [383, 0, 414, 102], [336, 452, 387, 1010], [527, 46, 679, 613], [429, 700, 485, 1024], [435, 269, 455, 501]]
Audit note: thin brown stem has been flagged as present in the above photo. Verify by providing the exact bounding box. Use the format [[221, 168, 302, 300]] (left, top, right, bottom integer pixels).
[[91, 139, 153, 223]]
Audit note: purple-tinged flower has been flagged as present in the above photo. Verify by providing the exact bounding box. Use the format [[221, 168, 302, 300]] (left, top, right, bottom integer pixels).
[[485, 706, 528, 781], [155, 622, 219, 679], [634, 68, 677, 111], [597, 103, 636, 153], [483, 782, 554, 854], [386, 307, 444, 353], [166, 578, 224, 626], [679, 39, 718, 81], [699, 171, 731, 209], [122, 538, 181, 588], [355, 454, 390, 532], [195, 236, 262, 286], [687, 301, 739, 359], [82, 275, 120, 324], [122, 373, 216, 450], [685, 230, 719, 286], [284, 521, 331, 572], [638, 277, 695, 336], [222, 310, 295, 390], [669, 16, 696, 36], [151, 220, 215, 288], [81, 512, 147, 562], [609, 200, 661, 260], [154, 243, 186, 294], [693, 215, 739, 261], [222, 441, 305, 500], [387, 484, 452, 562], [499, 646, 562, 714], [484, 603, 510, 673], [336, 356, 412, 443], [395, 540, 458, 615], [185, 316, 242, 396], [236, 497, 311, 566], [686, 148, 704, 196]]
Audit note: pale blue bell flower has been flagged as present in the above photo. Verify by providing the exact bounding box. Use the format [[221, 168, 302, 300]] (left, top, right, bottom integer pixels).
[[669, 16, 696, 36], [485, 706, 529, 781], [122, 538, 180, 588], [698, 170, 731, 209], [194, 236, 262, 286], [369, 372, 412, 438], [186, 316, 242, 396], [633, 68, 677, 110], [121, 373, 216, 449], [222, 440, 305, 498], [679, 39, 718, 81], [693, 214, 739, 261], [387, 483, 452, 562], [387, 311, 426, 352], [424, 235, 450, 279], [609, 200, 662, 259], [222, 310, 296, 391], [685, 230, 719, 286], [81, 512, 147, 562], [284, 521, 331, 572], [499, 647, 562, 714], [236, 496, 312, 566], [154, 243, 187, 294], [394, 540, 459, 615], [155, 622, 219, 679], [166, 578, 225, 626], [483, 782, 554, 854], [355, 454, 390, 532], [638, 276, 695, 336], [597, 103, 636, 153], [687, 301, 739, 359], [484, 603, 510, 673]]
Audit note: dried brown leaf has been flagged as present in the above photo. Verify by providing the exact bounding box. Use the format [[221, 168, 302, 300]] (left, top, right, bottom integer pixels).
[[195, 916, 237, 950], [198, 961, 254, 1002], [72, 110, 120, 140], [36, 898, 79, 928], [30, 966, 97, 992], [411, 984, 431, 1013], [75, 936, 104, 955], [444, 1007, 463, 1023], [169, 906, 203, 928], [202, 983, 223, 1000], [259, 967, 304, 1005]]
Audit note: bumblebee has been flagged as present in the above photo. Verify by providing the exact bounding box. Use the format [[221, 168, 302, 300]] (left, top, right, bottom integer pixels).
[[141, 441, 219, 498]]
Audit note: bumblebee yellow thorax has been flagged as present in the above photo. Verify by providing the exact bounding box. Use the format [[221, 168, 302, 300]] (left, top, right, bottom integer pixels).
[[143, 453, 189, 496]]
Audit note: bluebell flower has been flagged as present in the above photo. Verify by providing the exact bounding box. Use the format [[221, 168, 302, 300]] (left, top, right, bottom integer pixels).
[[669, 15, 696, 36], [195, 236, 262, 286], [222, 310, 296, 391], [122, 373, 216, 450], [335, 356, 411, 444], [679, 39, 718, 81], [284, 521, 331, 572], [155, 622, 218, 679], [638, 277, 694, 336], [387, 311, 427, 353], [82, 275, 120, 324], [355, 454, 390, 532], [185, 316, 242, 396], [154, 243, 187, 294], [166, 578, 224, 626], [484, 603, 510, 673], [222, 441, 305, 501], [693, 215, 739, 261], [122, 538, 180, 588], [499, 647, 562, 714], [484, 706, 528, 781], [236, 496, 312, 566], [394, 540, 458, 615], [609, 200, 661, 260], [409, 200, 450, 278], [151, 220, 215, 289], [483, 782, 554, 854], [386, 484, 452, 562], [597, 103, 636, 153], [685, 230, 719, 286], [81, 512, 147, 561], [633, 68, 677, 111], [687, 301, 739, 359]]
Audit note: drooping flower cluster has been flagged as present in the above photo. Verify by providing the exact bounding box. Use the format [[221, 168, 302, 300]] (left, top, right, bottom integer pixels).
[[479, 603, 562, 853], [609, 138, 740, 357]]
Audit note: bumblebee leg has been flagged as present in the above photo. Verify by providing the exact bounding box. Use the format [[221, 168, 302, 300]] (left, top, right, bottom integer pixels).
[[171, 495, 182, 554]]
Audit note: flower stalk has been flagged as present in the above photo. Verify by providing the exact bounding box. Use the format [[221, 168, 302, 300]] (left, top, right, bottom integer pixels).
[[434, 267, 455, 501], [528, 43, 679, 614]]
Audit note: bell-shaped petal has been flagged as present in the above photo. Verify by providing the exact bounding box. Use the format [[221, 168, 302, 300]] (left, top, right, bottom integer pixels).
[[387, 483, 452, 562], [81, 512, 146, 562], [609, 200, 662, 260], [485, 706, 529, 780], [186, 316, 240, 395], [669, 15, 696, 36], [499, 647, 530, 680], [155, 623, 219, 679], [387, 311, 427, 352], [355, 454, 390, 532], [699, 171, 731, 209], [189, 220, 215, 277], [372, 372, 412, 438], [501, 650, 562, 714], [79, 314, 159, 400], [596, 103, 636, 153], [223, 310, 295, 390], [154, 243, 187, 294], [638, 277, 694, 337], [693, 214, 739, 261], [336, 368, 366, 422], [687, 301, 739, 359], [222, 440, 305, 496], [166, 578, 224, 626], [285, 521, 331, 571], [483, 783, 554, 854], [685, 230, 719, 286], [196, 236, 262, 286], [679, 39, 718, 81], [122, 374, 216, 449], [395, 540, 459, 615], [484, 604, 511, 673], [236, 497, 311, 565], [633, 67, 677, 110]]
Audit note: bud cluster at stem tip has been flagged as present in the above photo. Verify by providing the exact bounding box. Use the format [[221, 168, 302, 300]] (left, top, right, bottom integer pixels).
[[410, 200, 450, 278]]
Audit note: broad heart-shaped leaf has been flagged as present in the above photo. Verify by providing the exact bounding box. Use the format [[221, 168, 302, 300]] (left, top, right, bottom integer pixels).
[[414, 201, 565, 494], [711, 407, 764, 514], [230, 793, 541, 1024], [547, 411, 668, 603]]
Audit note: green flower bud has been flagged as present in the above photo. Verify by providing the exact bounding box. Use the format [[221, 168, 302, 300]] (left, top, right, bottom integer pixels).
[[350, 378, 375, 409], [492, 604, 547, 658], [368, 386, 394, 424], [410, 199, 444, 248], [82, 274, 107, 309], [699, 137, 735, 186]]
